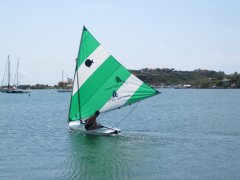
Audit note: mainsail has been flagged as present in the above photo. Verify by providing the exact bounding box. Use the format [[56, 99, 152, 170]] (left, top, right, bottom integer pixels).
[[68, 26, 159, 122]]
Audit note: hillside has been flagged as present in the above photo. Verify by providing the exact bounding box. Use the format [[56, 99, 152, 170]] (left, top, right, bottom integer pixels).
[[130, 68, 240, 88]]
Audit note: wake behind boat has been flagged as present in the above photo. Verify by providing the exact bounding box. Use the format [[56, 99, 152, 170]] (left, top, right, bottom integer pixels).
[[68, 26, 159, 136]]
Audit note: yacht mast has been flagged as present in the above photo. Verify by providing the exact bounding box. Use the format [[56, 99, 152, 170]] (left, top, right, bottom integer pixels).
[[7, 55, 10, 88], [16, 58, 19, 88]]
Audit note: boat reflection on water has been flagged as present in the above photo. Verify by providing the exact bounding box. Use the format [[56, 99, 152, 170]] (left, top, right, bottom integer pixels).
[[63, 132, 139, 180]]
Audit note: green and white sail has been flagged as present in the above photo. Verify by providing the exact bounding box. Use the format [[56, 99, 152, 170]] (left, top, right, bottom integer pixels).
[[68, 26, 159, 122]]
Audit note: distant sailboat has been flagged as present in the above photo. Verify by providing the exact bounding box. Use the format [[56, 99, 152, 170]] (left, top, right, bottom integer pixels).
[[10, 59, 31, 93], [0, 56, 30, 93], [68, 26, 159, 135]]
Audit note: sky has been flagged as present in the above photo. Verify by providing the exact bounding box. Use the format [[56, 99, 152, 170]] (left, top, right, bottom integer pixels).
[[0, 0, 239, 85]]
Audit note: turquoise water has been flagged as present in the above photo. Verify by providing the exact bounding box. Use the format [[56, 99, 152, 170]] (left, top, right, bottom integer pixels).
[[0, 89, 240, 180]]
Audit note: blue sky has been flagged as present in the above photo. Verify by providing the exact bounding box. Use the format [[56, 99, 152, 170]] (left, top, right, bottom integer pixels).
[[0, 0, 239, 85]]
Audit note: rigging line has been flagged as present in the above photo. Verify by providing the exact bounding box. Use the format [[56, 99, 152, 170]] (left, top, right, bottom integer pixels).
[[98, 113, 106, 121], [1, 60, 8, 86], [13, 61, 18, 87], [113, 103, 138, 127]]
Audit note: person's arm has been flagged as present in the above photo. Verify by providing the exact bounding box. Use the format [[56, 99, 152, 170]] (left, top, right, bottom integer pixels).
[[84, 118, 90, 125], [92, 116, 97, 125], [80, 120, 85, 124]]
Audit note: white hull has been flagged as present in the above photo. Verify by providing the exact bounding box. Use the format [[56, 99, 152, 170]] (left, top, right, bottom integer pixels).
[[68, 121, 121, 136], [0, 88, 9, 93], [58, 89, 72, 92], [11, 89, 31, 93], [1, 88, 31, 93]]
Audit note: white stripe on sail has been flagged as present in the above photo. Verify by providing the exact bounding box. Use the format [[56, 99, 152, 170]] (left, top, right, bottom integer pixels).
[[73, 45, 110, 95], [100, 74, 143, 113]]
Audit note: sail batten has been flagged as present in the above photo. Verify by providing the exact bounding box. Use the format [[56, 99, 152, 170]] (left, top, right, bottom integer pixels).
[[68, 27, 159, 122]]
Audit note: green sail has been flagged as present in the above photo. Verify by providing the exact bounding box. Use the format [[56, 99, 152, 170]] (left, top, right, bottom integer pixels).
[[68, 26, 159, 121]]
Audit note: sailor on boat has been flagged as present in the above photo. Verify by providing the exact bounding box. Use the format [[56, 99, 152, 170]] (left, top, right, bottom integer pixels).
[[67, 26, 159, 135], [83, 110, 102, 131]]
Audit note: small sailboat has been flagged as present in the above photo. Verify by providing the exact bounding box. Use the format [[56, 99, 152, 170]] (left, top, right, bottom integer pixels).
[[68, 26, 159, 135], [0, 56, 30, 93], [10, 59, 30, 93], [9, 58, 31, 93]]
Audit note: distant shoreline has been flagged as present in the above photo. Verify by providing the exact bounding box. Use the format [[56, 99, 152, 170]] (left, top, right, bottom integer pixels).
[[2, 68, 239, 89], [130, 68, 240, 89]]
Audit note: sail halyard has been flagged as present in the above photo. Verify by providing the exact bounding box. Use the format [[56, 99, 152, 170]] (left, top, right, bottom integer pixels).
[[68, 26, 159, 122]]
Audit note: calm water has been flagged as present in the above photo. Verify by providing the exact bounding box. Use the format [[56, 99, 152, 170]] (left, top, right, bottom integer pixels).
[[0, 89, 240, 180]]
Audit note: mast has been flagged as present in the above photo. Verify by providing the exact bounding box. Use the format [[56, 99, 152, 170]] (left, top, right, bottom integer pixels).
[[13, 58, 20, 88], [68, 26, 85, 122], [7, 55, 10, 88], [1, 58, 8, 87], [76, 59, 81, 120], [62, 70, 64, 82], [16, 58, 19, 88]]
